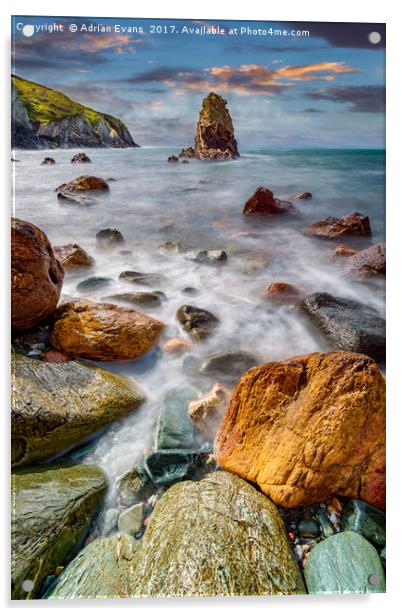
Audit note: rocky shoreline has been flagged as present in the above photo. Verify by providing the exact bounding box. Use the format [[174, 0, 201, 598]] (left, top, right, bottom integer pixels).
[[11, 95, 386, 599]]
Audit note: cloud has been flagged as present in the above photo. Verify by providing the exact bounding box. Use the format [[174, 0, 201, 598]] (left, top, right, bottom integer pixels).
[[123, 61, 359, 96], [306, 85, 385, 112], [303, 108, 324, 113]]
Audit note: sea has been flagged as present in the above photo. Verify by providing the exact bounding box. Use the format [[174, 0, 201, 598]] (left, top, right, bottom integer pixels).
[[12, 146, 386, 505]]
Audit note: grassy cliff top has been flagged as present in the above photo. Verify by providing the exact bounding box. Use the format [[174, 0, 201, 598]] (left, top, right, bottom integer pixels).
[[12, 74, 105, 126]]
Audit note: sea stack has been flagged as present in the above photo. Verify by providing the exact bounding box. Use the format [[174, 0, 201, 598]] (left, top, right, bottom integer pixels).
[[183, 92, 239, 160]]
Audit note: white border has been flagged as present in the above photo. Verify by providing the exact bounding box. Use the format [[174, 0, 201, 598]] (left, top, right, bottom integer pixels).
[[1, 1, 401, 614]]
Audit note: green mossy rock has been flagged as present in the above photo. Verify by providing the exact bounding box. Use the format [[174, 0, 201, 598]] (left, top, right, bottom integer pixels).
[[304, 531, 385, 594], [132, 471, 305, 597], [116, 466, 156, 509], [341, 499, 386, 547], [12, 351, 144, 465], [47, 534, 141, 599], [11, 464, 106, 599]]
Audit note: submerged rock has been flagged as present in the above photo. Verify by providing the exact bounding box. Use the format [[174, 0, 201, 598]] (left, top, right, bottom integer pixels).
[[96, 228, 125, 247], [154, 386, 197, 450], [41, 157, 55, 165], [11, 218, 64, 331], [119, 271, 164, 287], [343, 243, 386, 278], [54, 243, 94, 269], [50, 300, 164, 361], [116, 466, 156, 509], [162, 338, 193, 353], [264, 282, 302, 301], [185, 249, 228, 264], [132, 472, 305, 597], [341, 499, 386, 547], [198, 350, 259, 380], [333, 245, 357, 257], [300, 292, 385, 362], [11, 351, 144, 465], [216, 352, 385, 510], [46, 534, 141, 600], [306, 212, 371, 239], [292, 191, 312, 200], [11, 464, 106, 599], [176, 305, 219, 340], [193, 92, 239, 160], [188, 383, 231, 439], [103, 291, 164, 307], [304, 531, 385, 594], [243, 187, 295, 215], [71, 152, 91, 163], [56, 175, 109, 194], [179, 146, 196, 159], [76, 276, 112, 292], [167, 155, 179, 163]]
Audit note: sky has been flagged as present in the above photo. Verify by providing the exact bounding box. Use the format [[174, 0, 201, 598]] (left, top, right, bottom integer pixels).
[[11, 16, 386, 148]]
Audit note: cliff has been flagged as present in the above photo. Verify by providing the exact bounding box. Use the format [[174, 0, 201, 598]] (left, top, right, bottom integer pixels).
[[11, 75, 139, 149]]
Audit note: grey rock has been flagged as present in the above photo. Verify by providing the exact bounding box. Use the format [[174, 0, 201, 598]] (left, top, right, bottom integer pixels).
[[76, 276, 112, 292], [176, 305, 219, 340], [118, 503, 144, 535], [119, 271, 164, 287], [100, 508, 119, 537], [96, 228, 125, 247], [341, 499, 386, 547], [154, 386, 197, 450], [102, 291, 164, 307], [185, 250, 228, 264], [199, 350, 259, 380]]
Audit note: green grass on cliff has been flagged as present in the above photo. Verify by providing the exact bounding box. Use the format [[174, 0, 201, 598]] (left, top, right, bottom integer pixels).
[[12, 74, 103, 126]]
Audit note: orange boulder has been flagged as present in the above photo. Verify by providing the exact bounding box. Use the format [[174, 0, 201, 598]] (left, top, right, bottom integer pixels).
[[50, 300, 164, 361], [215, 352, 385, 510], [11, 218, 64, 331]]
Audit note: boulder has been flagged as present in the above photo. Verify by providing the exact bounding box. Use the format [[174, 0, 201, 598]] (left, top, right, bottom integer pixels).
[[11, 464, 106, 599], [188, 383, 231, 438], [96, 228, 125, 247], [192, 92, 239, 160], [154, 386, 197, 450], [12, 351, 144, 465], [131, 472, 305, 597], [306, 212, 371, 239], [215, 352, 385, 510], [50, 300, 164, 361], [343, 243, 386, 278], [144, 448, 209, 485], [185, 249, 227, 264], [118, 503, 144, 535], [333, 245, 357, 257], [304, 531, 385, 594], [300, 292, 385, 362], [198, 350, 259, 380], [55, 175, 109, 194], [243, 187, 295, 215], [103, 291, 164, 307], [119, 270, 164, 287], [179, 146, 196, 159], [41, 157, 55, 165], [167, 155, 179, 163], [176, 305, 219, 340], [11, 218, 64, 331], [53, 243, 94, 269], [264, 282, 302, 301], [162, 338, 193, 353], [71, 152, 91, 163], [292, 191, 312, 200], [76, 276, 112, 292], [341, 499, 386, 547], [46, 534, 141, 600]]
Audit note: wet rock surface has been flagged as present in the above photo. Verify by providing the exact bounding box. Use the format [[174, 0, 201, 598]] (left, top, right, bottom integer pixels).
[[198, 350, 259, 380], [11, 464, 106, 599], [53, 243, 94, 269], [341, 499, 386, 547], [301, 292, 385, 362], [216, 352, 385, 509], [119, 270, 165, 287], [343, 243, 386, 278], [11, 218, 64, 331], [50, 300, 164, 361], [192, 92, 239, 160], [11, 351, 144, 465], [306, 212, 371, 239], [96, 228, 125, 247], [71, 152, 91, 164], [243, 187, 296, 215], [176, 305, 219, 340], [56, 175, 109, 194]]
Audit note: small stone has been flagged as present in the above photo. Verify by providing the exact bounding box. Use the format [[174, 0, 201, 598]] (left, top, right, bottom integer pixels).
[[71, 152, 91, 164], [198, 350, 259, 380], [76, 276, 112, 292], [119, 271, 164, 287], [292, 191, 312, 200], [333, 245, 357, 257], [297, 519, 321, 538], [96, 228, 125, 247], [163, 338, 193, 353], [54, 243, 94, 270], [41, 350, 72, 363], [159, 240, 183, 253], [41, 157, 56, 165], [185, 250, 228, 264], [181, 287, 199, 296], [167, 155, 179, 163], [118, 503, 144, 535], [102, 291, 163, 307]]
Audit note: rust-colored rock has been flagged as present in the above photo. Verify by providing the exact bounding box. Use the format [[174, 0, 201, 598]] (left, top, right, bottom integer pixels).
[[264, 282, 302, 301], [188, 383, 231, 439], [243, 187, 295, 215], [306, 212, 371, 239], [53, 243, 94, 269], [50, 300, 164, 361], [11, 218, 64, 331], [343, 243, 386, 278], [41, 350, 72, 363], [333, 245, 357, 257], [162, 338, 193, 353], [55, 176, 109, 193], [215, 352, 385, 510]]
